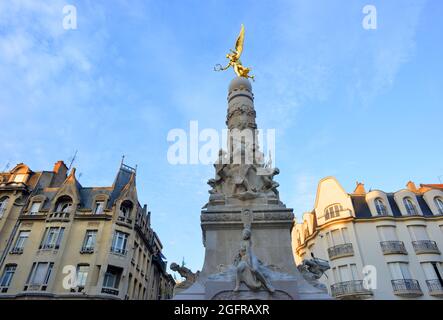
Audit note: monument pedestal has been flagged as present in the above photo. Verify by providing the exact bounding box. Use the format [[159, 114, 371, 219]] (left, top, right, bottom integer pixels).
[[174, 77, 331, 300]]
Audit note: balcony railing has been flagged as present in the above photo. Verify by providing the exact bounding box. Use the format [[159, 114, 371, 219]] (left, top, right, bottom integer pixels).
[[9, 247, 24, 254], [412, 240, 440, 254], [426, 279, 443, 296], [330, 280, 373, 299], [327, 243, 354, 260], [80, 247, 94, 254], [380, 241, 408, 255], [48, 211, 70, 220], [391, 279, 423, 297], [110, 247, 127, 256], [101, 287, 119, 296], [24, 284, 48, 292], [39, 244, 59, 251]]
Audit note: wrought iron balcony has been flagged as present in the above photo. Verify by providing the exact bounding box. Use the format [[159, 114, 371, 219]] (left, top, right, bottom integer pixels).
[[412, 240, 440, 254], [327, 243, 354, 260], [330, 280, 373, 299], [101, 287, 119, 296], [391, 279, 423, 297], [9, 247, 24, 254], [380, 241, 408, 255], [110, 247, 127, 256], [426, 279, 443, 297], [80, 246, 94, 254]]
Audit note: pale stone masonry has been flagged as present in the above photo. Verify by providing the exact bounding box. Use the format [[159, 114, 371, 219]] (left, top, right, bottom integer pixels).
[[0, 161, 174, 299], [293, 177, 443, 300]]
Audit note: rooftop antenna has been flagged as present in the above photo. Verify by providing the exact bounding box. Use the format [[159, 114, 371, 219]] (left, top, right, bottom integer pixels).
[[2, 162, 10, 172], [68, 150, 78, 171], [121, 155, 125, 166]]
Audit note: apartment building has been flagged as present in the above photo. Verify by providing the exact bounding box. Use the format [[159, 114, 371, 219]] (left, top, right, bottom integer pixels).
[[0, 160, 174, 299], [293, 177, 443, 300]]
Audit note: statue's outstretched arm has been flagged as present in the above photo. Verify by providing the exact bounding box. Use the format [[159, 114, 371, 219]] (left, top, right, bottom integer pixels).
[[220, 62, 232, 71]]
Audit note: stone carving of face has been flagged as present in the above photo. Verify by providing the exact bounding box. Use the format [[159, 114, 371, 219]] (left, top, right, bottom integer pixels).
[[242, 228, 251, 240]]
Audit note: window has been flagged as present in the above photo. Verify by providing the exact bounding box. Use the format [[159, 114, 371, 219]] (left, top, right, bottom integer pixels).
[[13, 174, 26, 183], [26, 262, 54, 288], [111, 231, 128, 255], [94, 201, 104, 215], [0, 197, 9, 218], [434, 197, 443, 215], [324, 204, 343, 220], [40, 227, 65, 250], [76, 265, 89, 287], [403, 197, 418, 215], [103, 266, 121, 289], [12, 230, 30, 253], [58, 203, 72, 213], [29, 202, 41, 215], [375, 198, 388, 216], [55, 196, 73, 213], [119, 201, 133, 219], [0, 265, 17, 290], [407, 225, 430, 241], [388, 262, 412, 280], [81, 230, 97, 253], [377, 226, 398, 241]]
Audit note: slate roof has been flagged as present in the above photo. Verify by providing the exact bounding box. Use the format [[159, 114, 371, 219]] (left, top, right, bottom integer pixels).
[[33, 165, 135, 211], [351, 192, 437, 218]]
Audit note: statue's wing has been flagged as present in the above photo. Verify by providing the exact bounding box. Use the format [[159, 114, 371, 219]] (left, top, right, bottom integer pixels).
[[234, 24, 245, 58]]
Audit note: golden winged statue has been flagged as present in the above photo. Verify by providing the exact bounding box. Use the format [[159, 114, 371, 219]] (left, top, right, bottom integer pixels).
[[214, 24, 255, 81]]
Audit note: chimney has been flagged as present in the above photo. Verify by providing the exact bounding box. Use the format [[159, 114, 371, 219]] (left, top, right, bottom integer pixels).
[[52, 161, 68, 186], [354, 181, 366, 195], [406, 181, 418, 193]]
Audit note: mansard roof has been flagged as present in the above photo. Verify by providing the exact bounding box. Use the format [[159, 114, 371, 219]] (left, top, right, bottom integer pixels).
[[33, 162, 141, 211], [351, 192, 436, 219]]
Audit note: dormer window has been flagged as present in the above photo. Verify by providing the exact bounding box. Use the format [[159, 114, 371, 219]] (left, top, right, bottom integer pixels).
[[55, 196, 73, 214], [403, 197, 418, 216], [434, 197, 443, 215], [94, 201, 104, 215], [375, 198, 388, 216], [13, 174, 27, 183], [325, 204, 343, 220], [119, 200, 133, 219], [30, 202, 41, 215]]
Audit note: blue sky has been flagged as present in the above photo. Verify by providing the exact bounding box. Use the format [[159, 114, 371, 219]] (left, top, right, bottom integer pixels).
[[0, 0, 442, 274]]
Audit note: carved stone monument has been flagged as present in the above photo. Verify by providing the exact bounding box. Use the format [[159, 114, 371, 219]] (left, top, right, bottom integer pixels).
[[174, 77, 331, 300]]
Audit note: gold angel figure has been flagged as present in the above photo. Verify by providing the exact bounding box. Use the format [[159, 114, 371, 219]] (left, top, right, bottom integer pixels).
[[214, 24, 255, 81]]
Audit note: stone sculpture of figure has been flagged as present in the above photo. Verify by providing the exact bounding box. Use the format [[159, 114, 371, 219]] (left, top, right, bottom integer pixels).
[[297, 253, 330, 290], [261, 167, 280, 197], [233, 226, 275, 293], [170, 263, 200, 290], [230, 164, 257, 195], [208, 150, 228, 194]]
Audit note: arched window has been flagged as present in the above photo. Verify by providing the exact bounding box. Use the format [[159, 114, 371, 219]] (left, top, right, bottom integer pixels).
[[324, 204, 343, 220], [434, 197, 443, 215], [403, 197, 418, 216], [0, 197, 9, 218], [375, 198, 388, 216], [119, 200, 133, 219], [55, 196, 73, 213]]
